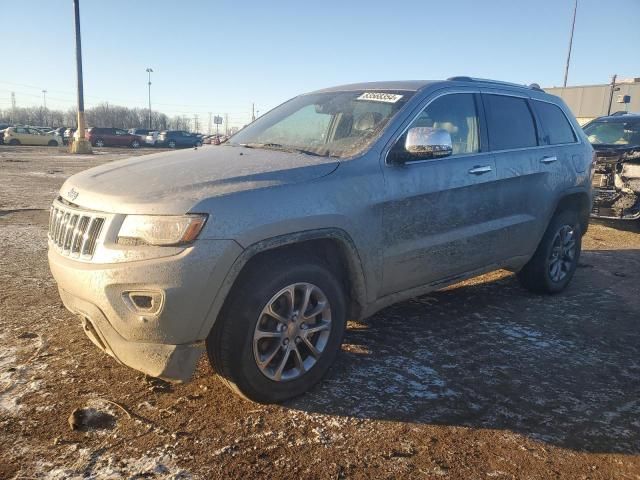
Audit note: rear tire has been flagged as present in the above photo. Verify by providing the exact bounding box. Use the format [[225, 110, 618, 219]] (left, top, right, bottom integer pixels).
[[47, 140, 58, 147], [207, 252, 347, 403], [517, 210, 582, 293]]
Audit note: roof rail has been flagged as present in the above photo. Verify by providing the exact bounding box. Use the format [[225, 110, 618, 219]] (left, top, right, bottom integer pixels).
[[446, 76, 544, 92]]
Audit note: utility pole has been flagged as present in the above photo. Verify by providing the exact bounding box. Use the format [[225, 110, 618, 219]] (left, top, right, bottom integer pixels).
[[224, 113, 229, 136], [607, 74, 618, 116], [193, 114, 199, 133], [146, 68, 153, 130], [42, 90, 47, 126], [563, 0, 578, 87], [71, 0, 92, 153], [208, 112, 212, 135], [11, 92, 16, 123], [251, 103, 255, 122]]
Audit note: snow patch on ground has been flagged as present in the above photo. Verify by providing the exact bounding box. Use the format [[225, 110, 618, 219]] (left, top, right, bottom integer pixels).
[[0, 334, 46, 415], [40, 448, 194, 479]]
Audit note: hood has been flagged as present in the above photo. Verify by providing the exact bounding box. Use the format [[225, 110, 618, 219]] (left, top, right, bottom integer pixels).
[[59, 146, 340, 214], [592, 144, 640, 165]]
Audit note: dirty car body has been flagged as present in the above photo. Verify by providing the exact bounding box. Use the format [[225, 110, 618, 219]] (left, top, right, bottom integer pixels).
[[585, 114, 640, 220], [48, 78, 594, 402]]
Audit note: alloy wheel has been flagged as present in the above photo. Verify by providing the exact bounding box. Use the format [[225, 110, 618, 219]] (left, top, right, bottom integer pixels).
[[253, 283, 332, 382], [548, 225, 577, 283]]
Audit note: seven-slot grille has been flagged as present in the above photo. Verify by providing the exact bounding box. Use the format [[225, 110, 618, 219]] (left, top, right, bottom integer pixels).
[[48, 204, 105, 258]]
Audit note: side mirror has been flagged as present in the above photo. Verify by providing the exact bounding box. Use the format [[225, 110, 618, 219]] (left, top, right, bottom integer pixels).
[[404, 127, 452, 161]]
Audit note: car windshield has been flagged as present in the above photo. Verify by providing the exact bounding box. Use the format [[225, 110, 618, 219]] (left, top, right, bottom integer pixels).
[[583, 120, 640, 146], [228, 90, 415, 158]]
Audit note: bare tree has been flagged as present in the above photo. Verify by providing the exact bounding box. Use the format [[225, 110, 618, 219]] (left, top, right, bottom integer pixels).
[[0, 104, 171, 130]]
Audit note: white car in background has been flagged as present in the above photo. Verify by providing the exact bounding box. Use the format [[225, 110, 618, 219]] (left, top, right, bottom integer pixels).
[[145, 131, 159, 146]]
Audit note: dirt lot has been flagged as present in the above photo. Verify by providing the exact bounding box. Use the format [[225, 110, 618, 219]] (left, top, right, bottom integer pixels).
[[1, 145, 639, 479]]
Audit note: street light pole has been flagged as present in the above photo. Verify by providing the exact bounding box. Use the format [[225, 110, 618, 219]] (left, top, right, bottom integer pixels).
[[42, 89, 47, 126], [146, 68, 153, 130], [71, 0, 91, 153], [563, 0, 578, 88]]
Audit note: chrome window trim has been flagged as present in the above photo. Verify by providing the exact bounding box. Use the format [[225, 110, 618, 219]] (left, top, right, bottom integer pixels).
[[383, 89, 584, 167]]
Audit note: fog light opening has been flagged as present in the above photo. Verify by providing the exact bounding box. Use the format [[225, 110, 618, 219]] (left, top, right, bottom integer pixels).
[[131, 294, 153, 310], [123, 291, 164, 316]]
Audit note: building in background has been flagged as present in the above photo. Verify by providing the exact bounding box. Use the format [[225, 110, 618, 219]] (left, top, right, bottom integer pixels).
[[545, 78, 640, 125]]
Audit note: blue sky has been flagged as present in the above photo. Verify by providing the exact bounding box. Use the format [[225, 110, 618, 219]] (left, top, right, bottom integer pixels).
[[2, 0, 639, 126]]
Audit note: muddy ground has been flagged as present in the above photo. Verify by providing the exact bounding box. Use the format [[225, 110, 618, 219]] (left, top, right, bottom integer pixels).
[[0, 145, 639, 479]]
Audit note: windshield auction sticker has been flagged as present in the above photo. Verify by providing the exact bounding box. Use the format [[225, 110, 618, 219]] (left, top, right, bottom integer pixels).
[[356, 92, 404, 103]]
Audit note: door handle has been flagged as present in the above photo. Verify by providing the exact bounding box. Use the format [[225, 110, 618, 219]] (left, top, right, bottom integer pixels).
[[468, 165, 492, 175], [541, 156, 558, 164]]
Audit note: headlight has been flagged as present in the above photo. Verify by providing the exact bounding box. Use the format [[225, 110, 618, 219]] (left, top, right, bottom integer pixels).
[[117, 214, 207, 246]]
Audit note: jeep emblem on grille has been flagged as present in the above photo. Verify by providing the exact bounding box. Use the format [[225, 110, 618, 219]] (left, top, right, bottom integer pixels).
[[67, 188, 79, 201]]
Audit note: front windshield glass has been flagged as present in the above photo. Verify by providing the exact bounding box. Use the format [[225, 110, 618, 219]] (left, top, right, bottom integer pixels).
[[228, 90, 415, 158], [583, 120, 640, 146]]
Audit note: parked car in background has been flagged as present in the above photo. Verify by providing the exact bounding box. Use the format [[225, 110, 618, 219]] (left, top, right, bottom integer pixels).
[[156, 130, 203, 148], [0, 123, 10, 144], [48, 78, 593, 403], [86, 127, 142, 148], [3, 126, 63, 146], [129, 128, 152, 139], [585, 113, 640, 220], [63, 128, 77, 145], [51, 127, 68, 141], [144, 131, 159, 146]]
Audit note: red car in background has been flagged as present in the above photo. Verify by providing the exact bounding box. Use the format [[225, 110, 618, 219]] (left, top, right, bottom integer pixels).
[[86, 127, 141, 148]]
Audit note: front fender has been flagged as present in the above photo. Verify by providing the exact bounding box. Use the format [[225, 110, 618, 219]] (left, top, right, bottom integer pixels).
[[195, 227, 368, 340]]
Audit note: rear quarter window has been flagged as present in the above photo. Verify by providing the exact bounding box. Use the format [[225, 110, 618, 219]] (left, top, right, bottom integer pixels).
[[484, 94, 538, 151], [534, 101, 576, 145]]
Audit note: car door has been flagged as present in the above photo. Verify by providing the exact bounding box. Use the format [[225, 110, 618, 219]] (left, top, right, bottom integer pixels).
[[35, 128, 50, 146], [26, 128, 45, 145], [530, 98, 583, 215], [480, 90, 550, 259], [11, 127, 29, 144], [113, 129, 128, 146], [380, 90, 502, 296], [181, 131, 193, 146]]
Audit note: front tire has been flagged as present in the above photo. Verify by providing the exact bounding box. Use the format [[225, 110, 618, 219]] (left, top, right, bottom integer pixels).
[[517, 210, 582, 293], [168, 140, 176, 148], [9, 139, 20, 146], [131, 139, 140, 148], [207, 252, 347, 403], [94, 139, 105, 147]]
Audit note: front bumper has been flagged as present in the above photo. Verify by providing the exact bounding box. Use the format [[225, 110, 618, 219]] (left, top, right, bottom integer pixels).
[[48, 239, 242, 381]]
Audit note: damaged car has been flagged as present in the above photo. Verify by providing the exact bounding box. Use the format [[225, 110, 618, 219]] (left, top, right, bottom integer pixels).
[[48, 78, 594, 403], [584, 114, 640, 220]]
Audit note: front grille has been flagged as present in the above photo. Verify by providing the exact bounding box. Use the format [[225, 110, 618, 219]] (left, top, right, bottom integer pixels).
[[48, 204, 105, 258]]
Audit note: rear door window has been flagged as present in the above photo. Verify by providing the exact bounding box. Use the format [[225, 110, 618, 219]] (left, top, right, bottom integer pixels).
[[484, 94, 537, 151], [534, 101, 576, 145]]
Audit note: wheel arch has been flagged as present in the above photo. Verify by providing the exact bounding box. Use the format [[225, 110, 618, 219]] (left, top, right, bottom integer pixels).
[[552, 189, 592, 234], [198, 228, 368, 339]]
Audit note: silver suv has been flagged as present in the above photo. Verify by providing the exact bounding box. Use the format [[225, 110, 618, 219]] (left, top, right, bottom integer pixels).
[[48, 78, 593, 403]]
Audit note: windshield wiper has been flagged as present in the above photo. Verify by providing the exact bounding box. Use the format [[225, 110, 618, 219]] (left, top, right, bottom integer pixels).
[[240, 142, 333, 157]]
